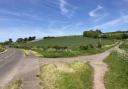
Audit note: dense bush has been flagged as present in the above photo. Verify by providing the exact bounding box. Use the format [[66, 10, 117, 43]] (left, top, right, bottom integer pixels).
[[83, 29, 102, 38], [80, 44, 95, 50], [80, 45, 89, 50], [88, 44, 94, 48], [43, 36, 55, 39], [101, 31, 128, 39], [83, 30, 128, 39]]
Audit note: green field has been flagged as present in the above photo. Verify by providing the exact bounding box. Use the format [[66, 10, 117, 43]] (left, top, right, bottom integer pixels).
[[12, 36, 116, 58], [39, 61, 93, 89], [29, 36, 115, 50], [104, 52, 128, 89]]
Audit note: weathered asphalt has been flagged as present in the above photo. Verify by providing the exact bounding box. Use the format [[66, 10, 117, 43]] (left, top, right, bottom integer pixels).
[[0, 48, 24, 89]]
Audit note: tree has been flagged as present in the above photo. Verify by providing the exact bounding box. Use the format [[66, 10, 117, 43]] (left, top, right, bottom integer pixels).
[[83, 29, 102, 38], [28, 36, 36, 41], [28, 36, 32, 41], [16, 38, 24, 43], [121, 33, 128, 39], [96, 29, 102, 33], [24, 38, 28, 42], [9, 38, 13, 43], [32, 36, 36, 40]]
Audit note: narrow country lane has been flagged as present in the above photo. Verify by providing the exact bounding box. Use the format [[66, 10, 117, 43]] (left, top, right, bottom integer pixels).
[[0, 48, 24, 89]]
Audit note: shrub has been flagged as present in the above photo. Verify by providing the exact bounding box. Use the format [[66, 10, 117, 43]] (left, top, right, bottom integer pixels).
[[83, 29, 102, 38], [88, 44, 94, 48], [43, 36, 55, 39], [80, 45, 89, 50]]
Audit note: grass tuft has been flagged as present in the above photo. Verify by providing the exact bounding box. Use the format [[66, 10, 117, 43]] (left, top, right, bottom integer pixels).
[[5, 80, 22, 89]]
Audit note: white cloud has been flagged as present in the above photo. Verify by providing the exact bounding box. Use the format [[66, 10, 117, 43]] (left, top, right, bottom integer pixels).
[[89, 5, 103, 17], [59, 0, 69, 14], [58, 0, 76, 17], [89, 5, 108, 22]]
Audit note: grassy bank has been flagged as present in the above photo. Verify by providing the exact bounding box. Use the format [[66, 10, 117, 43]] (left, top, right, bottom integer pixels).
[[5, 80, 22, 89], [104, 52, 128, 89], [0, 45, 6, 52], [39, 61, 93, 89]]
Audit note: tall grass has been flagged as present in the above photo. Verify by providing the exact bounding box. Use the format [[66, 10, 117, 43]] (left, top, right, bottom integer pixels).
[[0, 45, 5, 52], [104, 52, 128, 89], [39, 61, 93, 89], [119, 40, 128, 50]]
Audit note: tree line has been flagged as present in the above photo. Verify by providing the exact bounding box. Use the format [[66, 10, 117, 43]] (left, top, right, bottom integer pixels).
[[83, 30, 128, 39], [2, 36, 36, 45], [16, 36, 36, 43]]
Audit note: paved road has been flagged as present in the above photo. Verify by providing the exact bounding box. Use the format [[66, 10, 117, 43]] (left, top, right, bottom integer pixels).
[[0, 48, 24, 89], [15, 56, 41, 89]]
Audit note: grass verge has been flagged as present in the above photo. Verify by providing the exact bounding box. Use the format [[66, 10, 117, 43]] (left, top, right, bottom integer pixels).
[[5, 80, 22, 89], [104, 52, 128, 89], [23, 49, 42, 57], [39, 61, 93, 89], [0, 45, 6, 53]]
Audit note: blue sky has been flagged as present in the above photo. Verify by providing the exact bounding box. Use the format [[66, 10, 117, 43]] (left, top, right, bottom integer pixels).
[[0, 0, 128, 41]]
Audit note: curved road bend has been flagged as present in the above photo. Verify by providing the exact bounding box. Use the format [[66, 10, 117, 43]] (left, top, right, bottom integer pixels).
[[0, 48, 24, 89]]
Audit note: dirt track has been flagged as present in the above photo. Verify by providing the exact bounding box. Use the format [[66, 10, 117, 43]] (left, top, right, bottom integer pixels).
[[39, 46, 118, 89]]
